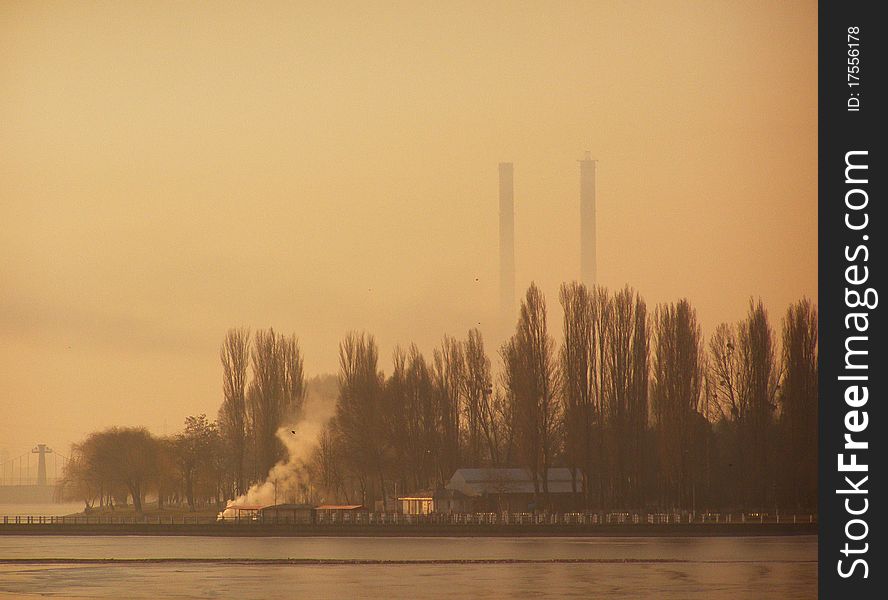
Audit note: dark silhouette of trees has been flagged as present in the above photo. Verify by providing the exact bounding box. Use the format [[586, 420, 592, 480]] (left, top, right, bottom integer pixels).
[[58, 449, 103, 509], [602, 286, 649, 508], [502, 283, 560, 507], [559, 281, 598, 507], [248, 329, 306, 480], [59, 427, 158, 512], [705, 322, 743, 508], [175, 414, 219, 510], [652, 299, 704, 510], [706, 300, 783, 511], [405, 346, 437, 491], [219, 328, 250, 495], [779, 298, 818, 510], [463, 328, 498, 466], [334, 332, 386, 506], [433, 335, 465, 485], [311, 427, 347, 503], [61, 285, 817, 515], [560, 283, 649, 509], [154, 437, 179, 510], [737, 299, 781, 509], [61, 418, 229, 512]]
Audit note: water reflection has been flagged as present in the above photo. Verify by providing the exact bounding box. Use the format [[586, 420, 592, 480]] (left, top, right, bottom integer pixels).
[[0, 535, 817, 599]]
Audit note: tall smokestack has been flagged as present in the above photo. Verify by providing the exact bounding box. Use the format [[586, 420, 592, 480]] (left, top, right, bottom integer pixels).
[[580, 152, 597, 286], [499, 162, 515, 318]]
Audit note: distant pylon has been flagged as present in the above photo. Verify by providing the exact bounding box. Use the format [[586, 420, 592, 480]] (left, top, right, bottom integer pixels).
[[31, 444, 53, 487]]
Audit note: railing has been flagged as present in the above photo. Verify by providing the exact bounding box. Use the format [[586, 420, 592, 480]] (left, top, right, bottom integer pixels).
[[1, 511, 817, 527], [1, 514, 222, 525]]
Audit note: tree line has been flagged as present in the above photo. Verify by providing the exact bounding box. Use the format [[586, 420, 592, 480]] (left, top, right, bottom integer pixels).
[[307, 283, 816, 513], [61, 283, 816, 514]]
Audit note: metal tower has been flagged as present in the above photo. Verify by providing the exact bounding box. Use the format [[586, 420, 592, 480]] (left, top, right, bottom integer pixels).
[[31, 444, 53, 487]]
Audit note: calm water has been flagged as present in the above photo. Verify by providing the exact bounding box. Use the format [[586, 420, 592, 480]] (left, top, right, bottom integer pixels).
[[0, 535, 817, 599]]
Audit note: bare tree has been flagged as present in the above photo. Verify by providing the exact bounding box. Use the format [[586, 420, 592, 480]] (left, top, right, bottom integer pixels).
[[58, 448, 101, 510], [602, 286, 649, 508], [310, 425, 348, 503], [706, 323, 741, 423], [737, 299, 781, 509], [334, 332, 386, 507], [174, 414, 219, 510], [248, 329, 306, 480], [154, 437, 180, 509], [704, 322, 743, 508], [382, 346, 409, 495], [249, 329, 284, 478], [71, 427, 158, 512], [462, 328, 496, 466], [280, 334, 306, 419], [651, 299, 704, 510], [405, 345, 437, 490], [492, 388, 515, 467], [219, 328, 250, 494], [779, 299, 818, 509], [559, 281, 596, 507], [433, 336, 465, 485], [502, 283, 560, 508]]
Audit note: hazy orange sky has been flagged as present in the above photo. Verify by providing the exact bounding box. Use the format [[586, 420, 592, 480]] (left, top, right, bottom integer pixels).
[[1, 1, 816, 464]]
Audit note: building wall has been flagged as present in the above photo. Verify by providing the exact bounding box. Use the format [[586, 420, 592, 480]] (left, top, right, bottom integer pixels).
[[260, 508, 313, 523], [400, 498, 434, 515]]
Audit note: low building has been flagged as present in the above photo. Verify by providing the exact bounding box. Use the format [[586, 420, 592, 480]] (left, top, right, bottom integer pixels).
[[397, 488, 472, 515], [446, 468, 583, 512], [259, 503, 314, 524], [216, 503, 264, 522], [397, 491, 435, 515], [314, 504, 366, 523]]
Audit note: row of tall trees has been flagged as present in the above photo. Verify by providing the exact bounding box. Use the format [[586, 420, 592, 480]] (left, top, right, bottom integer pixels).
[[217, 328, 305, 497], [61, 286, 816, 514], [312, 331, 503, 506], [310, 283, 817, 512]]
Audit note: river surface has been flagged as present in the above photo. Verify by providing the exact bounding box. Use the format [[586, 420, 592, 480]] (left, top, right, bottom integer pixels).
[[0, 535, 816, 599]]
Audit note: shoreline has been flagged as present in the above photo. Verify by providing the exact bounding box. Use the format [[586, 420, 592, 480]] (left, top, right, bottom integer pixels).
[[0, 557, 817, 566], [0, 523, 816, 537]]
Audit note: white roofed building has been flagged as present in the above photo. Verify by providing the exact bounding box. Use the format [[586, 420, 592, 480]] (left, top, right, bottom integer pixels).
[[446, 468, 583, 512]]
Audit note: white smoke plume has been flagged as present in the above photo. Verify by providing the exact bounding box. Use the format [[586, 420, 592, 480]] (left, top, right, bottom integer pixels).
[[229, 376, 337, 507]]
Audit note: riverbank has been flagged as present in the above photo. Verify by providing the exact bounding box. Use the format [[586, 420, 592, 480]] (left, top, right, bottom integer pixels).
[[0, 522, 816, 537]]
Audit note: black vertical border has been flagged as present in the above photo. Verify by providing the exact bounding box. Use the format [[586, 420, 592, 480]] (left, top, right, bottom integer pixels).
[[819, 1, 883, 597]]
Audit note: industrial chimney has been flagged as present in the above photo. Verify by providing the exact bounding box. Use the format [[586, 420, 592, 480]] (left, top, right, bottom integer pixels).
[[579, 152, 597, 286], [499, 162, 515, 319]]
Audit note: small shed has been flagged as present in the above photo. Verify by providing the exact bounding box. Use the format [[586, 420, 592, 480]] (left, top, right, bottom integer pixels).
[[259, 503, 315, 524]]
